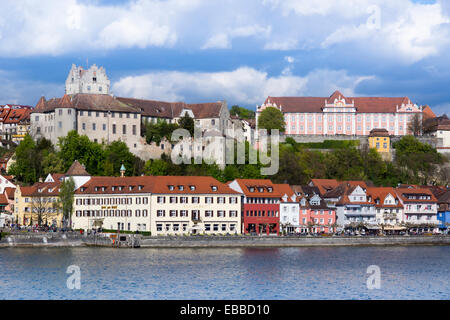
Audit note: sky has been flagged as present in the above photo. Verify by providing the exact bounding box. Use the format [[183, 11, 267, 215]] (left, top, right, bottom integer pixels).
[[0, 0, 449, 115]]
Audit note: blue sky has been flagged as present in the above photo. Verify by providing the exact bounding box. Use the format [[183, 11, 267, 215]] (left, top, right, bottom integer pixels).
[[0, 0, 449, 115]]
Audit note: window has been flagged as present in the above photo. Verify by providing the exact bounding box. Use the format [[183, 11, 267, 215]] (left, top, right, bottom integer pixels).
[[122, 125, 126, 134], [205, 210, 213, 217], [112, 124, 116, 134], [192, 197, 199, 204], [82, 123, 86, 130], [92, 123, 96, 131], [157, 196, 165, 203], [132, 125, 136, 135]]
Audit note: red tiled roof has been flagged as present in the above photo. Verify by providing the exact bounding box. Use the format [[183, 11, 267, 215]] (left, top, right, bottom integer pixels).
[[274, 184, 295, 202], [4, 187, 16, 200], [232, 179, 281, 197], [0, 194, 8, 205], [264, 91, 417, 114], [366, 187, 403, 208], [66, 160, 90, 176], [75, 175, 240, 195]]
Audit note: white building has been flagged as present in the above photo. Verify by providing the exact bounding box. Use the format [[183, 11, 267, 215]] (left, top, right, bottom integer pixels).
[[65, 64, 110, 95], [335, 184, 377, 231], [276, 184, 300, 234], [396, 188, 439, 231]]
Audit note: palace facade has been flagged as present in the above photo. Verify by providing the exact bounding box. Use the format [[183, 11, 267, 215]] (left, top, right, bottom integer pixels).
[[257, 90, 430, 137]]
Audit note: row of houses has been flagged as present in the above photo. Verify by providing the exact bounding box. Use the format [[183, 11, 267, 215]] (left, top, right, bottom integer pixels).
[[3, 161, 449, 234]]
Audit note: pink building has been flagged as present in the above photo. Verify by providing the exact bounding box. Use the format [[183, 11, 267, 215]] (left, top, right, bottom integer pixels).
[[257, 90, 427, 137], [293, 185, 336, 234]]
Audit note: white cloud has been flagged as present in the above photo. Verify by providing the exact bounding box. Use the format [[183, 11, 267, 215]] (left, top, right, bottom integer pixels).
[[202, 24, 271, 49], [112, 67, 373, 106], [321, 2, 450, 63], [0, 0, 198, 56]]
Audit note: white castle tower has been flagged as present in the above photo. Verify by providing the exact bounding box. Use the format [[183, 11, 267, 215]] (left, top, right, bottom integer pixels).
[[65, 63, 110, 95]]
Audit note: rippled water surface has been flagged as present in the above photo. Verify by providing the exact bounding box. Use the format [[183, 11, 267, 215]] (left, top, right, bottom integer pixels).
[[0, 246, 448, 299]]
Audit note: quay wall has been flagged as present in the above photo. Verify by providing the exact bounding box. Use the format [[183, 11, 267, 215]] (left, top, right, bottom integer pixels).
[[1, 233, 449, 248]]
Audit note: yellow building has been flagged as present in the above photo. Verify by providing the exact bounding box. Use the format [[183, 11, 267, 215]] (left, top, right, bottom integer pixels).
[[369, 128, 390, 155], [14, 182, 63, 227]]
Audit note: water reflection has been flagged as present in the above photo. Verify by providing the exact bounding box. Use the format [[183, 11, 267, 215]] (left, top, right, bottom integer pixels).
[[0, 246, 448, 300]]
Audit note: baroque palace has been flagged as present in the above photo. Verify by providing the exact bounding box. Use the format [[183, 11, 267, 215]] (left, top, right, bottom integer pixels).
[[257, 90, 436, 136]]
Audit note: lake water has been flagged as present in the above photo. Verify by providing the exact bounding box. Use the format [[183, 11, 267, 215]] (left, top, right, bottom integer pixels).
[[0, 246, 448, 300]]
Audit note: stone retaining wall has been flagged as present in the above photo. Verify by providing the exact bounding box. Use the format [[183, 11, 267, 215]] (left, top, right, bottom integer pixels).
[[1, 233, 449, 248]]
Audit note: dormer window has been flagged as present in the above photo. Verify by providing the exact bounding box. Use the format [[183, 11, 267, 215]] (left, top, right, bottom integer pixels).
[[258, 187, 263, 192], [267, 187, 273, 192], [118, 186, 123, 191], [95, 187, 99, 192], [102, 187, 106, 191], [178, 185, 184, 191], [168, 185, 174, 191], [129, 186, 133, 191], [189, 185, 195, 191], [138, 185, 143, 190], [80, 187, 86, 192], [249, 187, 255, 192], [112, 186, 116, 191], [211, 186, 218, 191], [38, 188, 42, 193]]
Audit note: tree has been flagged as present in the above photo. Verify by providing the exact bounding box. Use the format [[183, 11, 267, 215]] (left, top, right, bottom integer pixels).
[[257, 107, 285, 133], [104, 140, 136, 176], [394, 135, 445, 185], [408, 113, 423, 136], [58, 130, 105, 175], [59, 177, 75, 229], [144, 159, 169, 176], [8, 134, 39, 184], [230, 105, 255, 119], [178, 113, 195, 136], [42, 152, 65, 176]]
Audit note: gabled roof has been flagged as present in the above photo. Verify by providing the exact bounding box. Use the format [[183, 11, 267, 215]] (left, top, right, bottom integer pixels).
[[274, 184, 295, 202], [65, 160, 90, 176], [366, 187, 402, 208], [309, 179, 340, 195]]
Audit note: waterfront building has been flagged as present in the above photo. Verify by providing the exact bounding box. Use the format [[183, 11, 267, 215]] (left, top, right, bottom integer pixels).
[[228, 179, 280, 235], [436, 190, 450, 232], [14, 181, 63, 227], [65, 64, 110, 95], [396, 188, 439, 232], [71, 167, 242, 235], [275, 184, 300, 234], [293, 185, 336, 233], [334, 183, 377, 232], [366, 187, 404, 231], [257, 90, 428, 137]]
